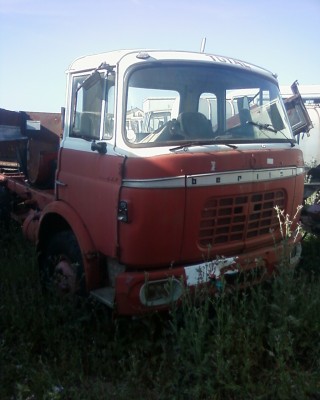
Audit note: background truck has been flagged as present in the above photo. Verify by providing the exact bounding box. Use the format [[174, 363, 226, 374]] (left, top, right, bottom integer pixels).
[[281, 84, 320, 168], [281, 84, 320, 234], [0, 50, 310, 315]]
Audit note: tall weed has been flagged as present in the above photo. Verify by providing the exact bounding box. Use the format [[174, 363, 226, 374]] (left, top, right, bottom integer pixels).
[[0, 225, 319, 399]]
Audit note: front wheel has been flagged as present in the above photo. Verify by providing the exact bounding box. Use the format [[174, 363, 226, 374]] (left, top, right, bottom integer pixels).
[[40, 230, 85, 296]]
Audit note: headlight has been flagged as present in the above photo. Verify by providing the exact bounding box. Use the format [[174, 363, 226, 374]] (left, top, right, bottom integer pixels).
[[140, 278, 183, 307]]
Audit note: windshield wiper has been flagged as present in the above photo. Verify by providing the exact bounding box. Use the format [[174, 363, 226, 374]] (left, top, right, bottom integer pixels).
[[246, 121, 295, 147], [246, 121, 277, 133], [169, 139, 238, 152]]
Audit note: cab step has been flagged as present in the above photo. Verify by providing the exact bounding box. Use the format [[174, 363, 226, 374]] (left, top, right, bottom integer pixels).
[[90, 287, 115, 308]]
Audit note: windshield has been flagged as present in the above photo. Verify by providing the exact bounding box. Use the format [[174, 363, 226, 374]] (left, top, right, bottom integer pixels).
[[124, 63, 293, 147]]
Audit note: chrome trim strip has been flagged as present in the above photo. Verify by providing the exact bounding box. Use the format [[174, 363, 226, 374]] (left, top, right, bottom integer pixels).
[[186, 167, 305, 187], [122, 176, 185, 188], [122, 167, 305, 189]]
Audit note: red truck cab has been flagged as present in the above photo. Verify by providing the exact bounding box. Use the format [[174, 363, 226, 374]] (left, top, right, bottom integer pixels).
[[0, 50, 306, 315]]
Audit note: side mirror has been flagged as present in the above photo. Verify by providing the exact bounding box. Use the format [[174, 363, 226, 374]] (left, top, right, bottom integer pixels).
[[269, 103, 285, 131], [82, 71, 102, 91], [91, 141, 107, 154]]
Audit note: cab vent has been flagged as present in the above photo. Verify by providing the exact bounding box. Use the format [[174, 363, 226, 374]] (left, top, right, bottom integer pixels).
[[199, 190, 285, 246]]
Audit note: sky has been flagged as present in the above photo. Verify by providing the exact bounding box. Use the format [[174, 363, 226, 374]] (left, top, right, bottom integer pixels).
[[0, 0, 319, 113]]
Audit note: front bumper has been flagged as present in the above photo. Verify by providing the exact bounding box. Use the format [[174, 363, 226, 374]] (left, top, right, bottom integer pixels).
[[114, 237, 302, 315]]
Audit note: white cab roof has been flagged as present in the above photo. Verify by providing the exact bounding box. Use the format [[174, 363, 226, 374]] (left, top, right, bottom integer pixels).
[[67, 49, 275, 79]]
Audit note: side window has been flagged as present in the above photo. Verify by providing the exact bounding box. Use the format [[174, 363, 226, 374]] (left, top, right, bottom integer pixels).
[[199, 93, 217, 132], [70, 73, 104, 140]]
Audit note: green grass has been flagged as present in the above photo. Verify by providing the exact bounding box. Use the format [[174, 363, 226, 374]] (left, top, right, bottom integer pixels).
[[1, 225, 320, 399]]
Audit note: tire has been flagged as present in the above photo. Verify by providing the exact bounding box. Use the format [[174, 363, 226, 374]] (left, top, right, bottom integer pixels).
[[40, 230, 86, 296]]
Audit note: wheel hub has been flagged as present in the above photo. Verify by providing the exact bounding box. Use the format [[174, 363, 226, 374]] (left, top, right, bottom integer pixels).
[[54, 260, 77, 294]]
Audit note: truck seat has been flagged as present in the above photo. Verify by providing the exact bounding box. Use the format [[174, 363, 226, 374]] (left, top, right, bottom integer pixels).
[[177, 112, 213, 139]]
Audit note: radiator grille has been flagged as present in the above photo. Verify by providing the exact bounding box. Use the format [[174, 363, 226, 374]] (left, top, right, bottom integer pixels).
[[199, 190, 285, 246]]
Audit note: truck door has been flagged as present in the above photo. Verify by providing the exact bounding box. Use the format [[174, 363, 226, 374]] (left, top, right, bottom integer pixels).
[[56, 70, 124, 258]]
